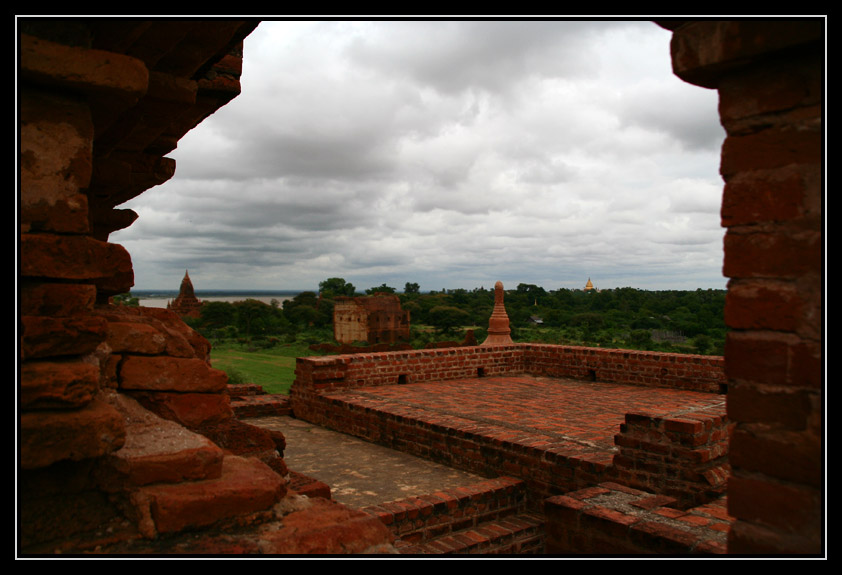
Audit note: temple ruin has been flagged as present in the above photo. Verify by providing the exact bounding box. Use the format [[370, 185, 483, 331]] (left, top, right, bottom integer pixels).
[[167, 270, 204, 318], [333, 293, 411, 345], [18, 19, 823, 556]]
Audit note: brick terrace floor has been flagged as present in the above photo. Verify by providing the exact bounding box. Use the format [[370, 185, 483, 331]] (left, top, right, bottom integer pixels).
[[320, 375, 727, 461]]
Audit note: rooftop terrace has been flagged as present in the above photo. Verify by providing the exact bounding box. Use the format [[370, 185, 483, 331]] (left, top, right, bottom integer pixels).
[[282, 359, 732, 554]]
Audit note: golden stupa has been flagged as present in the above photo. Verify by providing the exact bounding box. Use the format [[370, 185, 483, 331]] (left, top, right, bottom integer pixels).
[[584, 278, 595, 291]]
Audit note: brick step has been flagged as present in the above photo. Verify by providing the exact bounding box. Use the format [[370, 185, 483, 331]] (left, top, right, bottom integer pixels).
[[544, 482, 731, 555], [231, 394, 292, 418], [103, 392, 226, 486], [362, 476, 544, 554], [132, 455, 285, 537], [397, 512, 545, 555], [103, 395, 286, 539]]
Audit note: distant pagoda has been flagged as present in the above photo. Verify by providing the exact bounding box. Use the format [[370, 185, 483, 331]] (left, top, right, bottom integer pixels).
[[167, 270, 204, 318], [584, 277, 596, 292]]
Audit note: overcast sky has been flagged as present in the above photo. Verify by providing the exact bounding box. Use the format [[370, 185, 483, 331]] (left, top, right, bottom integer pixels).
[[112, 20, 727, 293]]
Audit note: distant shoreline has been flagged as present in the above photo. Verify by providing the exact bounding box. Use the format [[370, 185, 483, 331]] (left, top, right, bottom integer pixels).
[[132, 290, 306, 297], [133, 291, 302, 309]]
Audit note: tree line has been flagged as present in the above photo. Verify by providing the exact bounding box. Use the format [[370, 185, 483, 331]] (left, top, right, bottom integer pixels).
[[120, 278, 727, 355]]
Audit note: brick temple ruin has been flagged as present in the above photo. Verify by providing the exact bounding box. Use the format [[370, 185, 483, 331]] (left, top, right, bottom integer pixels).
[[167, 270, 204, 318], [18, 20, 823, 556], [333, 293, 411, 345]]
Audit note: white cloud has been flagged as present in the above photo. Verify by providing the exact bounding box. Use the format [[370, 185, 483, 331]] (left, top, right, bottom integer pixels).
[[112, 20, 726, 292]]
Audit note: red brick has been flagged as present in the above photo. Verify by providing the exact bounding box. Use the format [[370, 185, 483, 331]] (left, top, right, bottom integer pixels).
[[723, 228, 821, 280], [20, 398, 126, 469], [728, 474, 822, 532], [20, 360, 99, 409], [664, 418, 704, 434], [120, 356, 228, 392], [20, 283, 96, 317], [718, 54, 822, 123], [724, 280, 802, 331], [720, 128, 821, 177], [630, 520, 701, 552], [730, 428, 822, 486], [721, 168, 814, 227], [20, 233, 133, 285], [723, 332, 790, 385], [726, 382, 813, 429], [21, 315, 108, 360]]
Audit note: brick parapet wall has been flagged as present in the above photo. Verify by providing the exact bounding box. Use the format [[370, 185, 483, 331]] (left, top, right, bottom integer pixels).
[[292, 344, 724, 395], [521, 344, 726, 393], [293, 345, 526, 395]]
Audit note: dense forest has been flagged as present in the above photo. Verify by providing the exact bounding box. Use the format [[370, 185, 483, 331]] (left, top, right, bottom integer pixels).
[[122, 278, 727, 356]]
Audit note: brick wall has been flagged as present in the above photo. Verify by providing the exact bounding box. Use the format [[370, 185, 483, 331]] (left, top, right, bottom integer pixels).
[[292, 344, 724, 397], [522, 344, 726, 393], [18, 20, 292, 551], [292, 345, 526, 395]]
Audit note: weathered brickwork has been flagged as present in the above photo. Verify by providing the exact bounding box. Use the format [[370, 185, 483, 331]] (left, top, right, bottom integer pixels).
[[663, 19, 823, 555], [292, 344, 725, 396], [290, 349, 728, 507], [333, 293, 411, 345], [544, 483, 732, 555], [364, 477, 545, 554], [522, 344, 726, 393], [612, 410, 732, 508], [19, 20, 393, 555]]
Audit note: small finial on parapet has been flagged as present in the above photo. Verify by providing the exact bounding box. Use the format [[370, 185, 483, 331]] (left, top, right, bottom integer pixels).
[[481, 281, 513, 346]]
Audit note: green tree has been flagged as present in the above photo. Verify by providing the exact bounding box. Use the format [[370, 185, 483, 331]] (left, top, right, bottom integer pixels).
[[233, 299, 284, 340], [691, 334, 713, 355], [283, 291, 321, 327], [628, 330, 652, 349], [198, 301, 236, 330], [515, 283, 546, 300], [319, 277, 356, 297], [366, 283, 396, 294], [427, 305, 470, 334], [404, 282, 420, 295], [112, 293, 139, 306]]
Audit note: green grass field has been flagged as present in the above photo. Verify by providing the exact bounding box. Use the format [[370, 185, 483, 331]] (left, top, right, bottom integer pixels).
[[209, 341, 321, 395]]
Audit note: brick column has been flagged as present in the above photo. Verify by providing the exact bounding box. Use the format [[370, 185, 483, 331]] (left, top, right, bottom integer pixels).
[[663, 20, 823, 554]]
